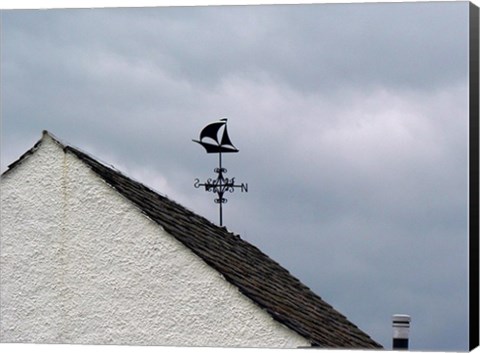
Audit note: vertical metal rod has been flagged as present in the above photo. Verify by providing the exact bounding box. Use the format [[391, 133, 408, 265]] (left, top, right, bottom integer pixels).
[[219, 151, 223, 226], [219, 200, 223, 226], [219, 150, 222, 171]]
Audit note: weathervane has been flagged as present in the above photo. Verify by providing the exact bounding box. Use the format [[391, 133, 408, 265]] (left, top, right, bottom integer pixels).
[[193, 118, 248, 226]]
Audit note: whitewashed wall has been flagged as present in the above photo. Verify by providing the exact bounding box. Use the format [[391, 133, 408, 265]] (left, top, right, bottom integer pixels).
[[0, 134, 310, 348]]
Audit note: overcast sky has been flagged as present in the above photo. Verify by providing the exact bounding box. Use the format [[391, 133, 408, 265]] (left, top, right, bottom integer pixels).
[[0, 2, 472, 351]]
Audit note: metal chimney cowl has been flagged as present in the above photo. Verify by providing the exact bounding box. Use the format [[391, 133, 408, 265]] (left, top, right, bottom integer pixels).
[[392, 314, 411, 350]]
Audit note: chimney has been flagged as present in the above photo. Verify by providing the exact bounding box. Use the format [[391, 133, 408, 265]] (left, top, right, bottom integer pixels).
[[392, 314, 411, 350]]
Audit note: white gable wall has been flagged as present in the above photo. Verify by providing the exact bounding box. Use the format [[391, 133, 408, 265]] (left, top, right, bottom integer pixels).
[[0, 134, 310, 348]]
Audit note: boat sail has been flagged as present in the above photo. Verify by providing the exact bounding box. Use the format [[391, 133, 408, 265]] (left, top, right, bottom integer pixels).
[[193, 118, 239, 153]]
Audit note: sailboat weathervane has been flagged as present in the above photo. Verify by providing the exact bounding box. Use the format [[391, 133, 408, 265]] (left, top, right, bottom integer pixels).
[[193, 118, 248, 226]]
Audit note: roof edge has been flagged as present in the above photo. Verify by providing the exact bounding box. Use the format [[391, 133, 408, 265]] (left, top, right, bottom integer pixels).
[[42, 130, 67, 148], [2, 131, 53, 177]]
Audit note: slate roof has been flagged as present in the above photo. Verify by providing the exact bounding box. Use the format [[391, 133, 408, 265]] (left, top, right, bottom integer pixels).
[[2, 131, 382, 349]]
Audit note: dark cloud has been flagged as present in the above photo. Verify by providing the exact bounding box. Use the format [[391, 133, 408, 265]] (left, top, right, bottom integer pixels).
[[1, 3, 470, 351], [3, 3, 468, 95]]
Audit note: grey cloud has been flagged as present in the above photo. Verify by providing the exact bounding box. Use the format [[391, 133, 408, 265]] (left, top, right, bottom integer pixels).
[[4, 3, 468, 95]]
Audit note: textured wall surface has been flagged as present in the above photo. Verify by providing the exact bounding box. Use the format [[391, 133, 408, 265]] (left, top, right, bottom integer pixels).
[[0, 134, 309, 348]]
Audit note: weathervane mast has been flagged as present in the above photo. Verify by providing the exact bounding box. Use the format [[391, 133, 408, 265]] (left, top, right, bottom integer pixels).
[[193, 118, 248, 226]]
